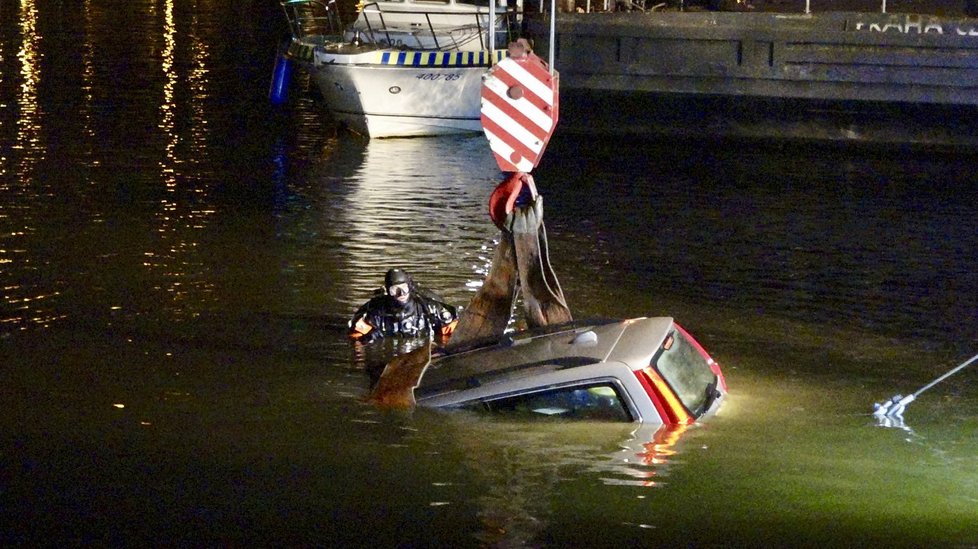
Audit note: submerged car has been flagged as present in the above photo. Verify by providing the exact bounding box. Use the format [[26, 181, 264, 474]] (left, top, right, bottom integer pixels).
[[415, 317, 727, 425]]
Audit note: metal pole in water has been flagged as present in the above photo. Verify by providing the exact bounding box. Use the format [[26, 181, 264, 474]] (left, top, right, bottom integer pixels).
[[911, 352, 978, 399], [549, 0, 556, 72], [489, 0, 496, 62], [874, 352, 978, 418]]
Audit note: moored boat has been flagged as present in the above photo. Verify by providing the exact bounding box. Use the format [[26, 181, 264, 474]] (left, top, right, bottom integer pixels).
[[280, 0, 523, 138]]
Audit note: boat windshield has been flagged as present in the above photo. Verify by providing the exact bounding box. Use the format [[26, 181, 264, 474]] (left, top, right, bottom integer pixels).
[[653, 329, 718, 417]]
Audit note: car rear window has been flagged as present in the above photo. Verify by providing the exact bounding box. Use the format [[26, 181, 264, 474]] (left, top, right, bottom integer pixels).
[[654, 330, 718, 417], [466, 383, 633, 422]]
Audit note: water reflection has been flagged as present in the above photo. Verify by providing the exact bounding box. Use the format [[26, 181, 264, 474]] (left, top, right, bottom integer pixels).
[[144, 0, 217, 319], [598, 423, 689, 487], [874, 412, 914, 433], [320, 136, 501, 313], [80, 0, 98, 164], [0, 0, 61, 331], [15, 0, 42, 178], [441, 416, 696, 545], [159, 0, 176, 141]]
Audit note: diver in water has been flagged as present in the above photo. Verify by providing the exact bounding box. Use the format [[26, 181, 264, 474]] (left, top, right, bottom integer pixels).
[[348, 268, 459, 343]]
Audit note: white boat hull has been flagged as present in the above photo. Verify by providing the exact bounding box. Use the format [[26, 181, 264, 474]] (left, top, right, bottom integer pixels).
[[305, 49, 504, 138]]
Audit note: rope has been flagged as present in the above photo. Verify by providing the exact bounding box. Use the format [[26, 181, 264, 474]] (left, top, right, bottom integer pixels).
[[535, 220, 570, 311]]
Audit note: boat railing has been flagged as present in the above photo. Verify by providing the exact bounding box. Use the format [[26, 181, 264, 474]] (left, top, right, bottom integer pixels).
[[356, 4, 401, 49], [281, 0, 344, 43], [354, 2, 521, 51]]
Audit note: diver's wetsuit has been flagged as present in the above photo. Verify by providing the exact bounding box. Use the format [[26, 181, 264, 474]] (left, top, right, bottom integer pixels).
[[349, 290, 458, 343]]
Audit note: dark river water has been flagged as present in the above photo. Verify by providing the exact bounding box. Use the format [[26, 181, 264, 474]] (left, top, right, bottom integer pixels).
[[3, 0, 978, 546]]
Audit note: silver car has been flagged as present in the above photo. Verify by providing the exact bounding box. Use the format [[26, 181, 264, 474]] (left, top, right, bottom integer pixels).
[[416, 317, 727, 424]]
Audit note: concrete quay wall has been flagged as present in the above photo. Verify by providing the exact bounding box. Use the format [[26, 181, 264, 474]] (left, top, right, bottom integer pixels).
[[550, 11, 978, 144], [555, 11, 978, 103]]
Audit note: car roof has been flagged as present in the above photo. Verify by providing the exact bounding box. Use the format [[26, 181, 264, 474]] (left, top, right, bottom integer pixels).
[[416, 317, 675, 399]]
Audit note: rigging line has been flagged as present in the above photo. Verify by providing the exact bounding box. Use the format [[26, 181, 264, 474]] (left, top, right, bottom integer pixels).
[[536, 220, 569, 310]]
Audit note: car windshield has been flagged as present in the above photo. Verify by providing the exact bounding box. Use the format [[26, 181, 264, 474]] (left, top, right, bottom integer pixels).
[[654, 330, 717, 417]]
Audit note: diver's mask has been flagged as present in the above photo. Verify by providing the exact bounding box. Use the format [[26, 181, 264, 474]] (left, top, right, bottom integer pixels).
[[387, 282, 410, 304]]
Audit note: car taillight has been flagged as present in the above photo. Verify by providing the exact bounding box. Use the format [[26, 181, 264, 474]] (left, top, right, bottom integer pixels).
[[708, 358, 728, 394], [634, 367, 693, 425]]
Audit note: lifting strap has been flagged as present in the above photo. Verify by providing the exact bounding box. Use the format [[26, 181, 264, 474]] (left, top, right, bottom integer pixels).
[[367, 340, 433, 408], [367, 189, 572, 407], [511, 195, 572, 328], [442, 235, 519, 349], [446, 193, 571, 352]]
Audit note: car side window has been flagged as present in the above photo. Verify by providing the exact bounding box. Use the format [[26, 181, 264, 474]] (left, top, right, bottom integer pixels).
[[474, 383, 633, 422]]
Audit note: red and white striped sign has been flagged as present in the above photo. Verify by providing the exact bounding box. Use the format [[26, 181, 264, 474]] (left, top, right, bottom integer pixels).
[[481, 52, 559, 173]]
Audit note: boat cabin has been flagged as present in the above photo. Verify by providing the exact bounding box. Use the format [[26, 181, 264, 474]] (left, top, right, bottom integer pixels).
[[349, 0, 520, 50]]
